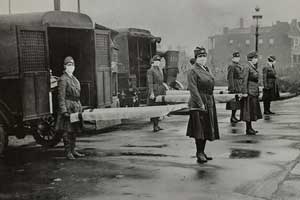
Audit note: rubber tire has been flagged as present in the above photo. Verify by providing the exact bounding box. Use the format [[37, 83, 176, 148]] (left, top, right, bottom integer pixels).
[[0, 126, 8, 155], [32, 117, 62, 148], [33, 130, 62, 148]]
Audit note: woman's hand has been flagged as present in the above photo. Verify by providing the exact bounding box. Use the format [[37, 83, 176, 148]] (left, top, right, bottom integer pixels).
[[200, 104, 206, 111], [150, 93, 155, 99], [63, 112, 70, 118], [241, 93, 248, 98]]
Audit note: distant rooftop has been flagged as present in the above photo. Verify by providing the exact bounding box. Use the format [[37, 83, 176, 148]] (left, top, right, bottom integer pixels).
[[211, 18, 299, 38]]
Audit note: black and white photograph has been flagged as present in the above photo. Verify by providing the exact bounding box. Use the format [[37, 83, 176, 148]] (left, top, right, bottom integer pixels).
[[0, 0, 300, 199]]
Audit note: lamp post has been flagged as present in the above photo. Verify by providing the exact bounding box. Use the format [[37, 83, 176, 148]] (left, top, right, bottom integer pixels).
[[8, 0, 11, 14], [78, 0, 81, 13], [252, 6, 263, 52]]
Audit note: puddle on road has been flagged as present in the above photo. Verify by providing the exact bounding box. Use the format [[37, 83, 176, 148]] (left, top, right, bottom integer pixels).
[[229, 148, 261, 159], [122, 144, 168, 148], [233, 140, 259, 144], [196, 169, 213, 179], [0, 146, 155, 200], [81, 148, 176, 158], [77, 139, 111, 143], [264, 115, 272, 121], [230, 128, 243, 134], [228, 123, 244, 134], [119, 152, 173, 157]]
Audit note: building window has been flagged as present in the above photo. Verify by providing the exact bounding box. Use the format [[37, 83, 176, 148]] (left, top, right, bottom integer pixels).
[[269, 38, 274, 45], [245, 39, 250, 45], [209, 38, 215, 50], [229, 39, 234, 45], [259, 39, 263, 44], [293, 38, 300, 48], [170, 56, 178, 62], [292, 54, 300, 66]]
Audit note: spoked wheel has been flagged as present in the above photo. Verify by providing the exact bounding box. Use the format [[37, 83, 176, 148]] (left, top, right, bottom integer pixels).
[[32, 115, 62, 148], [0, 126, 8, 155]]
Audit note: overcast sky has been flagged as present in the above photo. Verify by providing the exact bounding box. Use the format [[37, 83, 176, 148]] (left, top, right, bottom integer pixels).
[[0, 0, 299, 54]]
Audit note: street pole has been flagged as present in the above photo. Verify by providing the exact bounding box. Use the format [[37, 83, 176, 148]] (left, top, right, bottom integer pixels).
[[8, 0, 11, 14], [77, 0, 81, 13], [252, 6, 263, 52], [255, 18, 259, 52], [54, 0, 61, 11]]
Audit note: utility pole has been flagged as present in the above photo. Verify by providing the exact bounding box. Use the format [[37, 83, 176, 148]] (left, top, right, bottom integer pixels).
[[252, 6, 263, 52], [8, 0, 11, 14], [77, 0, 81, 13], [54, 0, 61, 11]]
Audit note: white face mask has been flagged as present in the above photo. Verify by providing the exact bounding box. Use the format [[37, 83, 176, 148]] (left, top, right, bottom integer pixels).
[[153, 60, 161, 67], [196, 57, 207, 66], [232, 57, 240, 63], [65, 64, 75, 75], [272, 61, 276, 65]]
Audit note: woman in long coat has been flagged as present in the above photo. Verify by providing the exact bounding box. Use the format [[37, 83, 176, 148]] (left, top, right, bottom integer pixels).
[[56, 56, 85, 160], [226, 51, 243, 123], [147, 55, 167, 132], [240, 52, 262, 135], [262, 55, 280, 114], [186, 47, 220, 164]]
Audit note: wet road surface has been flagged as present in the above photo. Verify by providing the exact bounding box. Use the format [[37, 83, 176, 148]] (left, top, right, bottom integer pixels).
[[1, 97, 300, 200]]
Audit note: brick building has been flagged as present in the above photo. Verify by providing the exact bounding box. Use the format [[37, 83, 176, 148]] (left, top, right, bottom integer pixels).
[[208, 18, 300, 83]]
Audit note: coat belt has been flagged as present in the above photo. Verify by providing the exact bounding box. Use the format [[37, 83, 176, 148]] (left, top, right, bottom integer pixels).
[[66, 96, 80, 101]]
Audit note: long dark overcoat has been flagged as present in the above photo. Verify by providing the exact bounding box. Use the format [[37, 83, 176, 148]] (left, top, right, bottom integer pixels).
[[240, 62, 262, 122], [227, 62, 243, 93], [262, 63, 280, 101], [186, 64, 220, 141], [55, 72, 82, 132], [147, 66, 166, 105], [226, 62, 243, 110]]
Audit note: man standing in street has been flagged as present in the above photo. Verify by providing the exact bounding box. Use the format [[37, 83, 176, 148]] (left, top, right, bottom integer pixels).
[[262, 55, 280, 115], [226, 51, 243, 123]]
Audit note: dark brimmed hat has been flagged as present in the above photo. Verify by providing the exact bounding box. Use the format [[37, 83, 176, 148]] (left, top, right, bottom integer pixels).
[[247, 51, 258, 60], [194, 47, 207, 58], [64, 56, 74, 65], [232, 51, 240, 57], [151, 55, 161, 63], [268, 55, 276, 62]]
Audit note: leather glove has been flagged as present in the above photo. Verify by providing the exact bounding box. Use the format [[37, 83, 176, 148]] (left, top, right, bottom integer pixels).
[[63, 112, 70, 118], [199, 104, 207, 113], [150, 93, 155, 99]]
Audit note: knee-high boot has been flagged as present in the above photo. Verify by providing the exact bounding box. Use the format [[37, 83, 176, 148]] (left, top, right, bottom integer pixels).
[[264, 101, 270, 113], [151, 117, 160, 132], [195, 139, 207, 163], [70, 132, 85, 157], [63, 132, 75, 160], [246, 122, 256, 135]]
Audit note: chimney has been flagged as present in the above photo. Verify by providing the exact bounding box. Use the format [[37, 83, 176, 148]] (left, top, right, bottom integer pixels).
[[223, 27, 229, 35], [8, 0, 11, 14], [240, 18, 244, 28], [77, 0, 81, 13], [54, 0, 61, 11], [291, 19, 297, 26]]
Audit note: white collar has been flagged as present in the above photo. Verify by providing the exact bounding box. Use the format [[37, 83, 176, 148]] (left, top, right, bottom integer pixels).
[[65, 72, 73, 77]]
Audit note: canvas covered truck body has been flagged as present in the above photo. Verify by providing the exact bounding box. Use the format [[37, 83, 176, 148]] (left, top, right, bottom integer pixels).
[[113, 28, 161, 106], [0, 11, 113, 153]]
